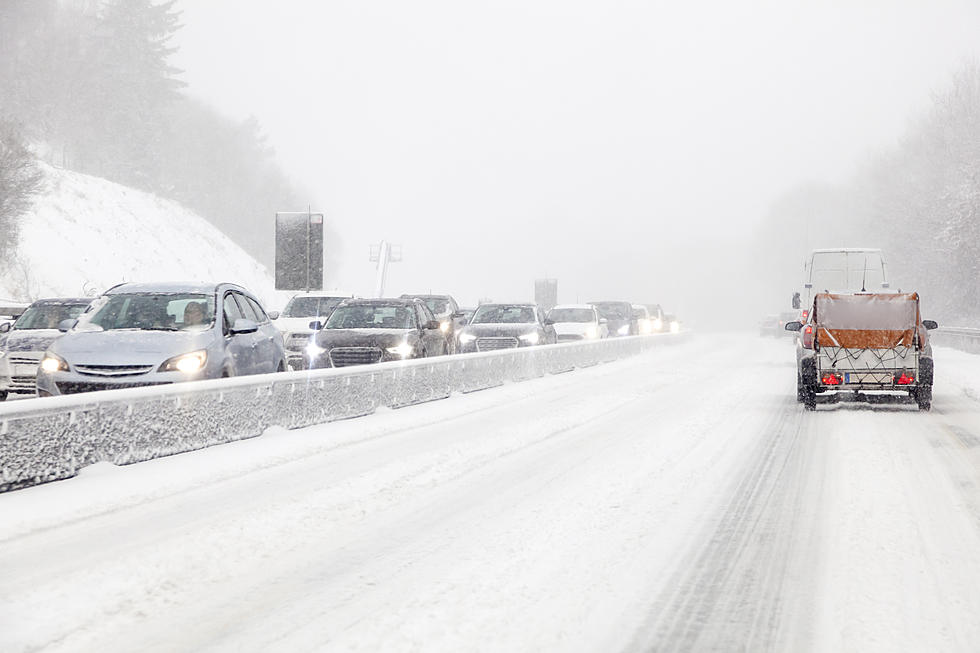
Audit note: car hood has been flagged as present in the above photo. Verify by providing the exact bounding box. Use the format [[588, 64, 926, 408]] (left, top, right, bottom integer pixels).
[[273, 317, 321, 334], [553, 322, 592, 336], [49, 329, 213, 365], [2, 329, 64, 353], [315, 328, 416, 348], [461, 323, 540, 337]]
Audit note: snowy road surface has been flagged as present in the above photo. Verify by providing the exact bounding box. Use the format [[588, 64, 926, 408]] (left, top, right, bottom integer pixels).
[[4, 334, 980, 652]]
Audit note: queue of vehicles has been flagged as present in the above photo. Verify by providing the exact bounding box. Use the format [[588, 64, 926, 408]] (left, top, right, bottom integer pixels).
[[0, 285, 678, 399]]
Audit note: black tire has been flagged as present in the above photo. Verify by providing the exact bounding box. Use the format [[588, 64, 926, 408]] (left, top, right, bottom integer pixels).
[[0, 390, 7, 402], [801, 358, 817, 411], [276, 361, 285, 373], [915, 385, 932, 411]]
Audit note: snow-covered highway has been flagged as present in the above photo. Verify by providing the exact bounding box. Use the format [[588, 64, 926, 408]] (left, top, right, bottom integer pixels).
[[3, 334, 980, 652]]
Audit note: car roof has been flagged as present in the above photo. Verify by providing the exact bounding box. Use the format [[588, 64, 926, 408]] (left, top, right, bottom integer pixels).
[[290, 290, 354, 299], [29, 297, 92, 305], [105, 281, 242, 295], [476, 303, 537, 308], [550, 304, 594, 310], [400, 293, 454, 299], [341, 298, 417, 306]]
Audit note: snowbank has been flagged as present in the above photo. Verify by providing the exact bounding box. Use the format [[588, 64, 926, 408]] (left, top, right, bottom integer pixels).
[[1, 164, 283, 308]]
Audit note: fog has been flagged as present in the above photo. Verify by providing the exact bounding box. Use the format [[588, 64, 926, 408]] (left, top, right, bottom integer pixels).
[[170, 1, 980, 327]]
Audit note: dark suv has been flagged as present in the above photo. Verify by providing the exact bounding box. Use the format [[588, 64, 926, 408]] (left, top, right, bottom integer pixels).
[[307, 298, 449, 368], [590, 301, 638, 337], [399, 294, 466, 354]]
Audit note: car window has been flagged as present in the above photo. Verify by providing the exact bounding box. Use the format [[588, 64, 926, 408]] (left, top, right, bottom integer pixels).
[[223, 293, 245, 330], [13, 302, 89, 330], [548, 308, 595, 323], [471, 305, 536, 324], [325, 305, 416, 329], [245, 296, 269, 323], [88, 293, 214, 331], [235, 293, 259, 322]]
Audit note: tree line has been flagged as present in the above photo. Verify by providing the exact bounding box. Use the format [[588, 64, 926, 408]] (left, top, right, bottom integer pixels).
[[0, 0, 329, 270], [754, 62, 980, 324]]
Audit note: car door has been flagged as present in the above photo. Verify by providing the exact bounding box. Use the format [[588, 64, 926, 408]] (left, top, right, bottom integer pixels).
[[242, 294, 281, 373], [222, 291, 255, 375], [416, 303, 444, 356]]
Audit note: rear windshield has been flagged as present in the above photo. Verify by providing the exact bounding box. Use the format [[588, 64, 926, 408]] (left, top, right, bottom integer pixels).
[[88, 293, 215, 331], [325, 305, 416, 329], [14, 302, 89, 330], [471, 305, 536, 324], [548, 308, 594, 323]]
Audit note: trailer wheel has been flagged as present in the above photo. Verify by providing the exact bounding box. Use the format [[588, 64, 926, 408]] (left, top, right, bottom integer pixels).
[[914, 386, 932, 411]]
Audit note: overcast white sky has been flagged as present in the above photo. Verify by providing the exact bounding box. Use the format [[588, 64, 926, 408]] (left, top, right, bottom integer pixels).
[[172, 0, 980, 323]]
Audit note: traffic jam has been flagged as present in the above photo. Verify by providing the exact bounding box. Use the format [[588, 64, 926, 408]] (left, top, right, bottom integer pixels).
[[0, 286, 680, 400]]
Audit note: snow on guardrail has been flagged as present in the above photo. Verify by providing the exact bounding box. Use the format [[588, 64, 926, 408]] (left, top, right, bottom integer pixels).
[[932, 326, 980, 355], [0, 332, 688, 492]]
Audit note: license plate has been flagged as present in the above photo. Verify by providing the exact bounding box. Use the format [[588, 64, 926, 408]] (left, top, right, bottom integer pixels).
[[845, 372, 850, 384]]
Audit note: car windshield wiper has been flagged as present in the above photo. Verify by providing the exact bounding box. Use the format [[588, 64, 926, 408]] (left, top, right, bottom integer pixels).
[[139, 326, 180, 331]]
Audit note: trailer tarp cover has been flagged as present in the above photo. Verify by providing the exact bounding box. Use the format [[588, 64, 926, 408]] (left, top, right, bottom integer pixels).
[[815, 293, 920, 349]]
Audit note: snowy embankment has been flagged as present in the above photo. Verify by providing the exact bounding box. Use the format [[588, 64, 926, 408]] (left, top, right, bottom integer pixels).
[[4, 334, 980, 652], [1, 163, 280, 306]]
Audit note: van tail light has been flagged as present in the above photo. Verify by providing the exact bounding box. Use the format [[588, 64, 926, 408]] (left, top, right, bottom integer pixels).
[[895, 372, 914, 385], [802, 310, 809, 321], [822, 373, 842, 385]]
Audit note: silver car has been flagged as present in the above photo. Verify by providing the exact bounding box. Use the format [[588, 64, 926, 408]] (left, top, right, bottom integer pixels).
[[35, 282, 286, 396], [0, 298, 93, 400]]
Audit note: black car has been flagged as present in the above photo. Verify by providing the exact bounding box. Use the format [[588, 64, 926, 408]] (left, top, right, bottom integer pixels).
[[456, 303, 556, 353], [306, 298, 448, 368], [590, 301, 638, 337], [399, 294, 466, 354]]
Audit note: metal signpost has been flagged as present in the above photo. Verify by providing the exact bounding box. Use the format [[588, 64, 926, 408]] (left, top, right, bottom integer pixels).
[[275, 210, 324, 291]]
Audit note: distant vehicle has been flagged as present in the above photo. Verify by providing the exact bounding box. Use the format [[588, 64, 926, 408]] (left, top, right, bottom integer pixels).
[[275, 291, 353, 370], [790, 292, 936, 410], [306, 298, 448, 368], [590, 301, 637, 336], [35, 282, 285, 396], [759, 314, 780, 337], [458, 307, 476, 325], [645, 303, 667, 332], [631, 304, 654, 335], [399, 294, 466, 354], [0, 298, 93, 400], [546, 304, 608, 342], [796, 248, 890, 311], [666, 314, 681, 333], [457, 303, 557, 353]]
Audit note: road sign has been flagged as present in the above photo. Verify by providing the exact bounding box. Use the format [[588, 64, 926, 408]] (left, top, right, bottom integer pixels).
[[275, 211, 324, 291]]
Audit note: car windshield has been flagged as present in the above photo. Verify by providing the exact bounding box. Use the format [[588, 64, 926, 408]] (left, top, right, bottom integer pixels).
[[422, 298, 449, 315], [548, 308, 594, 323], [13, 302, 89, 330], [592, 302, 630, 319], [283, 296, 345, 318], [88, 293, 216, 331], [325, 305, 416, 329], [471, 305, 536, 324]]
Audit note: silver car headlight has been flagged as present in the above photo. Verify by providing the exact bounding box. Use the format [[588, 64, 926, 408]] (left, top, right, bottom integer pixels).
[[40, 352, 69, 373], [459, 332, 476, 344], [305, 341, 326, 358], [159, 350, 207, 373], [519, 331, 540, 344]]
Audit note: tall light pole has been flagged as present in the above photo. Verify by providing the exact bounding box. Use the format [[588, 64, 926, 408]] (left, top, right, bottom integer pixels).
[[369, 240, 402, 297]]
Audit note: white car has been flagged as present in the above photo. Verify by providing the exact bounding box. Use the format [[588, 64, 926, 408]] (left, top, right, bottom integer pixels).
[[274, 291, 354, 368], [546, 304, 608, 342]]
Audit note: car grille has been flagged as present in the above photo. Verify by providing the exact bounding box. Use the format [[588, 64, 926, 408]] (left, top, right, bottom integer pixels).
[[10, 375, 37, 391], [329, 347, 383, 367], [8, 356, 40, 391], [9, 355, 39, 365], [476, 337, 519, 352], [557, 334, 584, 342], [74, 364, 155, 377], [287, 333, 311, 351], [56, 381, 172, 395]]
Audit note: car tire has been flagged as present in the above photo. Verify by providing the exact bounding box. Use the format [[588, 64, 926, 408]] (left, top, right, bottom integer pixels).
[[914, 386, 932, 411], [0, 390, 7, 402], [276, 361, 285, 373], [801, 358, 817, 411]]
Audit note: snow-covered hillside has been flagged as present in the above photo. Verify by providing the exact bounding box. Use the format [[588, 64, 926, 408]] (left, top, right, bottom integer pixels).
[[1, 164, 283, 308]]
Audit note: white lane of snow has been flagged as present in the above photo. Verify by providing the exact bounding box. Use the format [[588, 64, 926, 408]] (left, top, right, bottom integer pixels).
[[3, 335, 980, 652]]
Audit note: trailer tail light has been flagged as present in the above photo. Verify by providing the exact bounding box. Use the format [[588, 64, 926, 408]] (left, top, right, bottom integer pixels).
[[895, 372, 914, 385], [804, 325, 813, 335], [822, 374, 842, 385]]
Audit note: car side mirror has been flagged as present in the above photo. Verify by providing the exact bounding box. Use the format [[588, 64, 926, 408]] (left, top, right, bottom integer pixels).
[[58, 319, 76, 332], [267, 310, 280, 320], [922, 320, 938, 330], [543, 319, 555, 326], [230, 318, 259, 335], [452, 311, 465, 318], [784, 321, 802, 331], [309, 320, 323, 331], [0, 322, 10, 334], [458, 317, 468, 325], [425, 320, 441, 330]]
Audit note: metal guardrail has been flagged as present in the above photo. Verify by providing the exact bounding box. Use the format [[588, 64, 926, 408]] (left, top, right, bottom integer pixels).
[[0, 333, 687, 492], [932, 326, 980, 354]]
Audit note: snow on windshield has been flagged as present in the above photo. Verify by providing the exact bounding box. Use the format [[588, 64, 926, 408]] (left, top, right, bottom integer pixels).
[[325, 305, 415, 329], [14, 303, 88, 330], [471, 305, 536, 324], [88, 294, 215, 331]]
